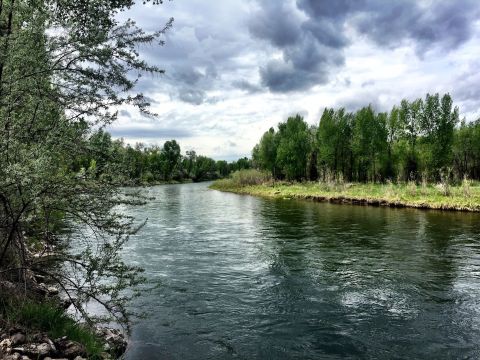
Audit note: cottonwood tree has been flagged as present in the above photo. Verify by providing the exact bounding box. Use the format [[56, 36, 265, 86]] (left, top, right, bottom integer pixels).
[[422, 93, 459, 177], [453, 119, 480, 179], [255, 127, 278, 178], [316, 108, 354, 181], [162, 140, 181, 180], [276, 115, 311, 181], [0, 0, 172, 329]]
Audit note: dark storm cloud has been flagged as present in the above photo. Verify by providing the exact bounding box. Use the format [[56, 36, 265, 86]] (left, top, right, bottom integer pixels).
[[249, 0, 346, 92], [296, 0, 359, 19], [260, 59, 329, 93], [248, 1, 301, 47], [352, 0, 480, 53], [248, 0, 480, 93], [296, 0, 480, 53], [301, 20, 348, 49]]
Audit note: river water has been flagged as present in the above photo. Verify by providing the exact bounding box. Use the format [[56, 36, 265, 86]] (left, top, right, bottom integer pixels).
[[119, 182, 480, 359]]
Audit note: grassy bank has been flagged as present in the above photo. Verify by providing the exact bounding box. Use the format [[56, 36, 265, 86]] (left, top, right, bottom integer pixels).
[[0, 293, 104, 358], [210, 175, 480, 212]]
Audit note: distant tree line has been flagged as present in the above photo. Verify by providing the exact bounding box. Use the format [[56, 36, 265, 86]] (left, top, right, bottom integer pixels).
[[73, 129, 251, 184], [253, 93, 480, 182]]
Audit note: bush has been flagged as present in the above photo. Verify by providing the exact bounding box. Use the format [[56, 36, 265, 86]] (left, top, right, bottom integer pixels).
[[141, 171, 155, 183], [407, 180, 417, 197], [462, 175, 471, 197], [230, 169, 271, 186]]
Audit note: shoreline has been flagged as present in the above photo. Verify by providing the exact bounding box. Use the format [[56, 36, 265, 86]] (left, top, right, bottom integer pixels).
[[209, 181, 480, 212], [0, 251, 127, 360]]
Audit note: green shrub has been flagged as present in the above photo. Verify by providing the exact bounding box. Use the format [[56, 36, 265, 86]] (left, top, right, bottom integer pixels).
[[230, 169, 271, 186], [462, 175, 472, 197], [141, 171, 155, 183]]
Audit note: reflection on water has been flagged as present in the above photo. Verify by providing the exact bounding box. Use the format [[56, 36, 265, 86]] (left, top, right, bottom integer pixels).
[[117, 182, 480, 359]]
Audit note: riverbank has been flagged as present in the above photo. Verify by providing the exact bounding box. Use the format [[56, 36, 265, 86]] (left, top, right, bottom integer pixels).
[[210, 179, 480, 212], [0, 281, 127, 360], [0, 249, 127, 359]]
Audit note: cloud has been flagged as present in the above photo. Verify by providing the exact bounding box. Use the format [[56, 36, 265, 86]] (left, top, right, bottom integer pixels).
[[119, 110, 132, 118], [110, 0, 480, 160], [249, 0, 347, 92], [301, 19, 348, 49], [108, 126, 194, 139], [247, 0, 480, 93], [259, 59, 328, 93], [177, 89, 206, 105], [337, 93, 382, 113], [296, 0, 359, 19], [232, 80, 262, 93], [352, 0, 480, 53], [452, 63, 480, 115], [171, 66, 204, 84], [248, 1, 302, 47], [361, 80, 375, 88]]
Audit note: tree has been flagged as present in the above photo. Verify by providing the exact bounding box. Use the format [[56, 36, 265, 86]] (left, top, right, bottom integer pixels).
[[399, 99, 422, 179], [183, 150, 197, 179], [88, 129, 114, 178], [385, 106, 402, 179], [216, 160, 229, 178], [193, 156, 217, 181], [0, 0, 173, 329], [453, 119, 480, 179], [276, 115, 311, 181], [256, 127, 278, 177], [162, 140, 181, 180], [353, 106, 386, 182], [422, 93, 459, 177], [317, 108, 338, 178]]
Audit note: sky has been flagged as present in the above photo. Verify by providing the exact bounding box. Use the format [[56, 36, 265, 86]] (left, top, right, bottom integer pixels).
[[109, 0, 480, 161]]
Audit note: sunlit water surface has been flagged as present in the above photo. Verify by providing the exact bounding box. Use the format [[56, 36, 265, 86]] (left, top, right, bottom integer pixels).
[[115, 182, 480, 359]]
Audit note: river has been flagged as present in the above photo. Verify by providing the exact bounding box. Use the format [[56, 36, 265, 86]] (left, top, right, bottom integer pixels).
[[119, 182, 480, 359]]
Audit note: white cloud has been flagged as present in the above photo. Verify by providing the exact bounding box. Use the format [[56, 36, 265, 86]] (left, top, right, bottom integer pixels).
[[110, 0, 480, 160]]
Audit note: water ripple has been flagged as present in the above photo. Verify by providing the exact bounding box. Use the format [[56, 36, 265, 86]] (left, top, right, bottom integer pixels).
[[115, 182, 480, 360]]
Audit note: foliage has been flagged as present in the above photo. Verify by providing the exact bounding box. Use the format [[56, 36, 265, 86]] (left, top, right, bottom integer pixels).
[[230, 169, 271, 186], [210, 169, 271, 191], [253, 93, 467, 184], [76, 131, 251, 185], [253, 127, 278, 177], [0, 0, 174, 330], [274, 115, 312, 181]]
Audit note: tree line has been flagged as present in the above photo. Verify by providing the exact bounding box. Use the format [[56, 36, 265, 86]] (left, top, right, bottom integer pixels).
[[253, 93, 480, 183], [77, 129, 251, 184]]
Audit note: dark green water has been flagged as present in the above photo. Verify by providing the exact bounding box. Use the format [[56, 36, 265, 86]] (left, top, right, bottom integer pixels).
[[121, 182, 480, 359]]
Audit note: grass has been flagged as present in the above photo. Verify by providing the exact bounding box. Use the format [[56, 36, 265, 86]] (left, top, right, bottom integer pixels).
[[0, 295, 104, 358], [210, 177, 480, 212]]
